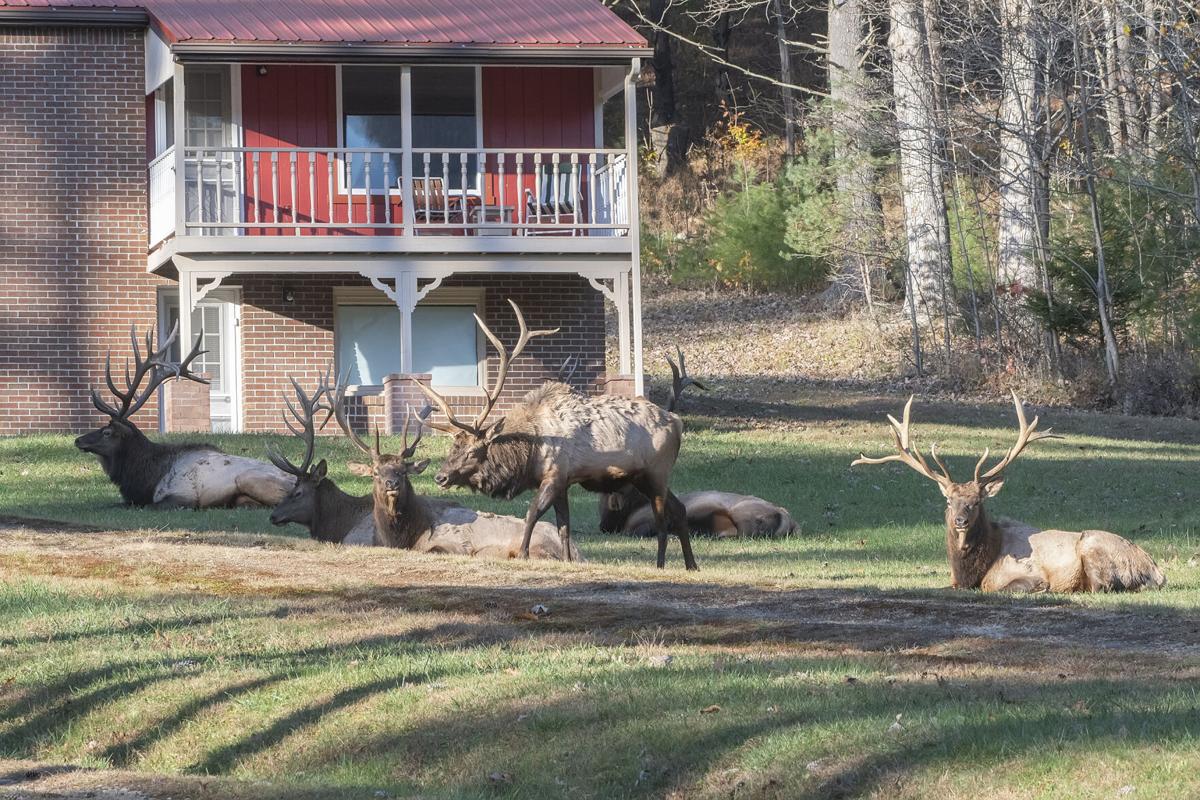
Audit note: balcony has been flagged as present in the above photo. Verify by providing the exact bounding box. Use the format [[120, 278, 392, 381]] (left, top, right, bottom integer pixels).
[[149, 145, 632, 261]]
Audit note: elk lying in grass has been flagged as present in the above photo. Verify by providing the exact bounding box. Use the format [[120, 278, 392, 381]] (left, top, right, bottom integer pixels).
[[415, 300, 696, 569], [600, 487, 796, 539], [599, 349, 794, 540], [328, 380, 580, 559], [853, 393, 1165, 593], [266, 371, 374, 545], [74, 325, 292, 508]]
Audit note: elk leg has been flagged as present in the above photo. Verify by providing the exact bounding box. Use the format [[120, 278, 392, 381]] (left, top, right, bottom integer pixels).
[[520, 480, 559, 559], [552, 491, 573, 562], [669, 491, 699, 571]]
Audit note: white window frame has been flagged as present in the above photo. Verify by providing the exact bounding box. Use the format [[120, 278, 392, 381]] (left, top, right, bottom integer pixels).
[[333, 285, 486, 395], [335, 65, 483, 197]]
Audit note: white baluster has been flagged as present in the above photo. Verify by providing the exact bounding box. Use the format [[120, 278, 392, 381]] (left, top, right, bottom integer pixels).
[[290, 151, 299, 235], [364, 151, 373, 225], [382, 153, 392, 226], [251, 151, 260, 226], [271, 152, 279, 225]]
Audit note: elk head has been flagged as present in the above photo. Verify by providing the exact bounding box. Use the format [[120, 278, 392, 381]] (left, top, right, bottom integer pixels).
[[852, 392, 1060, 550], [74, 324, 206, 467], [333, 380, 432, 520], [410, 299, 557, 496], [266, 369, 336, 531], [666, 346, 707, 413]]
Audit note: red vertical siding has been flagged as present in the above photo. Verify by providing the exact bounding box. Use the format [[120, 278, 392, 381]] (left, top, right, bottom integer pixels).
[[240, 64, 348, 235], [481, 67, 596, 214]]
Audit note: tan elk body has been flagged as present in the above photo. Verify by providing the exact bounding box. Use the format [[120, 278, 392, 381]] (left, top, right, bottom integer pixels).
[[416, 301, 695, 569], [853, 394, 1165, 593], [74, 325, 292, 508]]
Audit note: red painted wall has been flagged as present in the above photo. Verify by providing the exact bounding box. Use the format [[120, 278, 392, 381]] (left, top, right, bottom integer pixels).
[[481, 67, 596, 220]]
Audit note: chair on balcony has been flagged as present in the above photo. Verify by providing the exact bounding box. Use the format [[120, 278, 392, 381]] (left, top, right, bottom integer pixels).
[[523, 164, 580, 236]]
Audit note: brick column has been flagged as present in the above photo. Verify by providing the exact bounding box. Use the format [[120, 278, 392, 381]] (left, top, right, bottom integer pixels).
[[600, 374, 636, 399], [383, 373, 433, 435], [162, 374, 211, 433]]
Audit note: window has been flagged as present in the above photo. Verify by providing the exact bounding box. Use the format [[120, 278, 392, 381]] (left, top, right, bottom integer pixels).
[[334, 289, 483, 388], [342, 66, 404, 191], [411, 67, 478, 189], [338, 66, 479, 192], [153, 78, 174, 158]]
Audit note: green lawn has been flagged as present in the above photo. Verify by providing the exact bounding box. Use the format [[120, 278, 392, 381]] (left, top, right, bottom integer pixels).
[[3, 391, 1200, 798]]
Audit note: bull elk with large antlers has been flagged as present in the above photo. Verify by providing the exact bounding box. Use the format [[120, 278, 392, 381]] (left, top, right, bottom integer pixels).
[[324, 378, 579, 559], [74, 325, 292, 508], [853, 393, 1165, 593], [266, 370, 375, 545], [415, 300, 697, 569]]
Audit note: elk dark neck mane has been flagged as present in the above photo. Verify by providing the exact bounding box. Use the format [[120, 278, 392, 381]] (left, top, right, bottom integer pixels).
[[312, 480, 373, 544], [104, 426, 218, 506], [373, 482, 436, 549], [944, 503, 1004, 589]]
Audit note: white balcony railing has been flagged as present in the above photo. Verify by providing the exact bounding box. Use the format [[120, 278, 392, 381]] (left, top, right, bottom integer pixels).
[[172, 146, 632, 240], [148, 147, 175, 247]]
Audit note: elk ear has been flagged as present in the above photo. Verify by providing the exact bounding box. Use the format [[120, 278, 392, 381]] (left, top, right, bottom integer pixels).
[[983, 478, 1005, 497], [347, 462, 373, 477], [312, 459, 328, 481], [407, 458, 431, 475]]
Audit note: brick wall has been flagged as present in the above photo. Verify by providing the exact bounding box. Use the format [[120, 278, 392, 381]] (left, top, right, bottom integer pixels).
[[0, 26, 164, 433], [238, 272, 607, 433]]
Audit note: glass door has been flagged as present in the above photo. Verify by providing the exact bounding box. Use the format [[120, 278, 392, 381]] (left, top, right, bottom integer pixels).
[[161, 290, 242, 432], [184, 66, 239, 233]]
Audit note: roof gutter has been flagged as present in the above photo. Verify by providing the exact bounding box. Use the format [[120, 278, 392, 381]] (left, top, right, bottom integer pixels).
[[0, 6, 148, 27], [171, 41, 652, 64]]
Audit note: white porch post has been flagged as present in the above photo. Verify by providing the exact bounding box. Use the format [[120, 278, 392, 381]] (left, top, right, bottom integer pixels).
[[616, 270, 631, 374], [177, 266, 194, 355], [173, 61, 186, 235], [624, 58, 645, 397], [400, 67, 415, 232], [398, 271, 415, 373]]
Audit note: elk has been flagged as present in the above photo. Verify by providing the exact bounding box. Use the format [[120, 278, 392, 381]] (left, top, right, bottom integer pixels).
[[599, 348, 793, 539], [329, 380, 580, 559], [852, 393, 1165, 593], [414, 299, 697, 569], [600, 488, 796, 539], [74, 325, 292, 508], [266, 370, 374, 545]]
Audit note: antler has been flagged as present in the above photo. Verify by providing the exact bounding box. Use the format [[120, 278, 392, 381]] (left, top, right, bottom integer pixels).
[[556, 354, 579, 385], [851, 395, 954, 489], [667, 346, 708, 412], [90, 323, 207, 420], [974, 391, 1062, 483], [266, 366, 335, 477], [332, 376, 380, 460], [411, 299, 558, 433], [400, 405, 433, 459]]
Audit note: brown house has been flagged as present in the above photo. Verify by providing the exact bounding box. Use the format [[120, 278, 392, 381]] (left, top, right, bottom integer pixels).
[[0, 0, 650, 434]]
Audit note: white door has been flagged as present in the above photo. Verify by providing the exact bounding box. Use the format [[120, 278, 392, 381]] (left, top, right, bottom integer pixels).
[[161, 290, 242, 432]]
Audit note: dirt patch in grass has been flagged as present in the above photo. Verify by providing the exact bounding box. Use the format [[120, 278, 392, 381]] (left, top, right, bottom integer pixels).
[[4, 526, 1199, 671]]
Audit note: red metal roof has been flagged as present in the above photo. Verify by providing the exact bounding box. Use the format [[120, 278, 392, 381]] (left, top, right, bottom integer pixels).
[[0, 0, 647, 48]]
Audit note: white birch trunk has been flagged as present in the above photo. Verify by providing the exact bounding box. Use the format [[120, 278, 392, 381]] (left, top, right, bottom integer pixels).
[[997, 0, 1042, 291], [890, 0, 951, 316]]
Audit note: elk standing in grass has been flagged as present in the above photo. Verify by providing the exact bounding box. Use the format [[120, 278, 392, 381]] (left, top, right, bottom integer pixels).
[[600, 348, 796, 540], [853, 393, 1165, 593], [266, 371, 374, 545], [416, 300, 696, 569], [74, 325, 292, 508], [328, 380, 580, 559]]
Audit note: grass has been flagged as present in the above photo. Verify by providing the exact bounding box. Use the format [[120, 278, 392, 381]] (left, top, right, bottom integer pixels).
[[3, 389, 1200, 798]]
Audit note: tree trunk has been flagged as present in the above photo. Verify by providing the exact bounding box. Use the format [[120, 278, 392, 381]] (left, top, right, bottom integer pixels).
[[771, 0, 797, 157], [997, 0, 1043, 294], [890, 0, 952, 318], [823, 0, 885, 308], [648, 0, 683, 176]]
